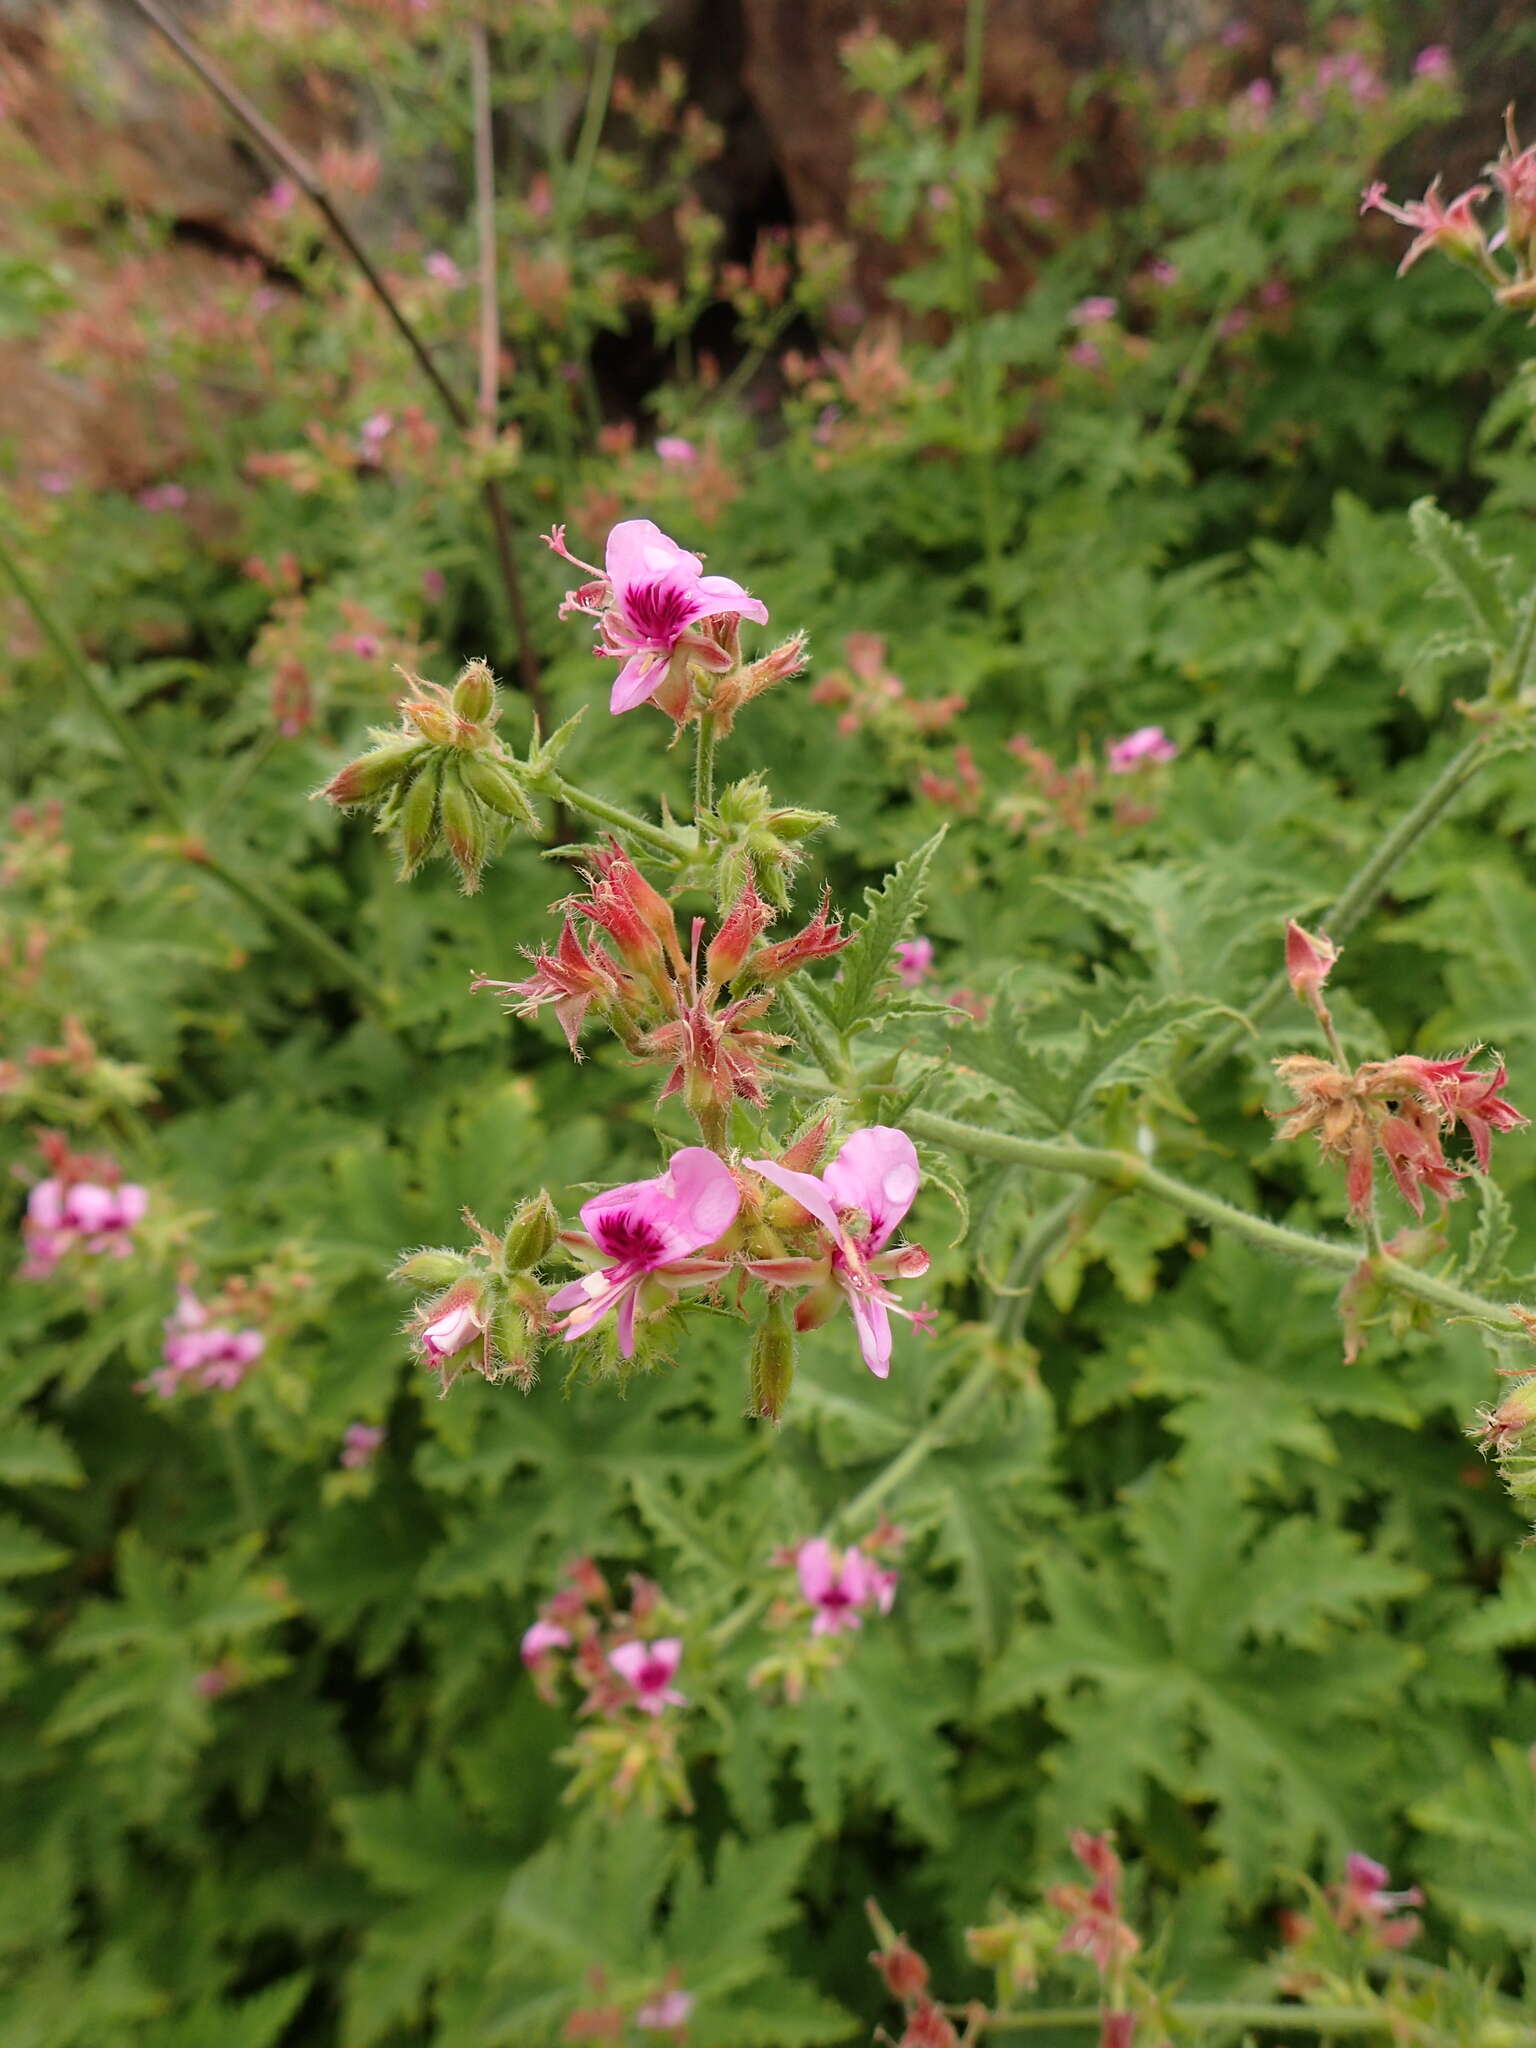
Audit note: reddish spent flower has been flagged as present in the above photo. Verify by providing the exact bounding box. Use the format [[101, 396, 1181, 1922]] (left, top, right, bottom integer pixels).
[[735, 890, 848, 985], [705, 873, 774, 988], [870, 1932, 929, 2001], [1492, 111, 1536, 255], [607, 1636, 685, 1714], [1390, 1053, 1528, 1170], [548, 1148, 740, 1357], [1285, 920, 1339, 1009], [1106, 726, 1177, 773], [1100, 2013, 1137, 2048], [1360, 176, 1492, 274], [1049, 1831, 1141, 1979], [545, 518, 768, 715], [473, 919, 633, 1058], [746, 1127, 930, 1378]]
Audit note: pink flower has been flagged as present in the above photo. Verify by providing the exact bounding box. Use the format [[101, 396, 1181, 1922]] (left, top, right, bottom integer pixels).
[[608, 1636, 685, 1714], [424, 250, 463, 285], [548, 1147, 740, 1357], [655, 436, 698, 468], [545, 518, 768, 715], [38, 469, 77, 497], [520, 1618, 572, 1665], [1071, 295, 1118, 326], [1360, 177, 1491, 274], [636, 1987, 694, 2031], [137, 482, 188, 512], [340, 1422, 385, 1469], [1149, 259, 1180, 286], [1066, 341, 1102, 370], [796, 1537, 898, 1634], [21, 1177, 148, 1277], [265, 178, 298, 214], [894, 936, 935, 987], [421, 566, 446, 602], [1106, 726, 1177, 773], [144, 1290, 265, 1398], [358, 411, 394, 461], [1337, 1852, 1423, 1948], [420, 1295, 487, 1362], [1285, 920, 1339, 1008], [746, 1127, 930, 1378], [1413, 44, 1453, 81], [1244, 78, 1275, 113]]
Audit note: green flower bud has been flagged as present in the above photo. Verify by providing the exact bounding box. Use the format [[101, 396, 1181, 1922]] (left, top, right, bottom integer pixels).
[[398, 757, 443, 878], [458, 750, 541, 834], [451, 659, 497, 724], [320, 735, 424, 809], [502, 1190, 560, 1271], [391, 1247, 472, 1288], [438, 760, 489, 894]]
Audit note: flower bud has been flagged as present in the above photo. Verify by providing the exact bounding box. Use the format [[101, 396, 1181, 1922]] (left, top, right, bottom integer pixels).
[[320, 735, 423, 809], [439, 761, 490, 893], [747, 1298, 796, 1422], [403, 699, 458, 746], [502, 1190, 560, 1271], [491, 1297, 538, 1390], [706, 875, 773, 987], [398, 759, 443, 877], [391, 1247, 472, 1288], [1286, 920, 1339, 1010], [458, 751, 541, 833], [451, 658, 496, 723]]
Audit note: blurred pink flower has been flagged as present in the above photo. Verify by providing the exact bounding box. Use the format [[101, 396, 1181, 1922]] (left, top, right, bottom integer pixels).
[[340, 1422, 385, 1469], [1071, 295, 1118, 326], [636, 1988, 694, 2030], [424, 250, 463, 285], [520, 1618, 572, 1665], [655, 435, 698, 468], [894, 936, 935, 987], [1413, 44, 1453, 81], [795, 1536, 898, 1634], [1066, 341, 1103, 370], [144, 1290, 264, 1398], [22, 1177, 147, 1278], [608, 1636, 685, 1714], [1107, 726, 1177, 773], [137, 482, 188, 512]]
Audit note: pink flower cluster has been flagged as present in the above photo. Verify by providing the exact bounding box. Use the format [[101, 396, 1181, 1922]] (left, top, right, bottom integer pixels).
[[809, 632, 965, 740], [141, 1290, 265, 1398], [794, 1535, 899, 1635], [20, 1138, 147, 1280], [1282, 1852, 1423, 1954], [520, 1556, 687, 1719], [340, 1422, 385, 1470]]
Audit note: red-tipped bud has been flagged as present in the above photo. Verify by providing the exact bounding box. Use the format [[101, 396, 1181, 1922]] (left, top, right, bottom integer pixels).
[[1286, 920, 1339, 1009], [706, 874, 774, 986], [777, 1117, 833, 1174], [320, 735, 423, 808], [871, 1934, 930, 2003], [573, 847, 680, 974]]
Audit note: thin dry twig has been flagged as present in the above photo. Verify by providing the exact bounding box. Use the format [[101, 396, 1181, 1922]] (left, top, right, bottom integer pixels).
[[124, 0, 549, 723]]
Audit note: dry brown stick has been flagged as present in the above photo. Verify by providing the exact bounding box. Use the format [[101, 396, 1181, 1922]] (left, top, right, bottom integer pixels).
[[125, 0, 549, 723]]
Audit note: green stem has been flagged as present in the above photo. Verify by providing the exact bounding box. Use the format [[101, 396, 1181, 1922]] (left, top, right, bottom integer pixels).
[[534, 771, 689, 859], [563, 32, 616, 227], [776, 979, 847, 1088], [1188, 734, 1495, 1082], [0, 519, 381, 999], [693, 712, 717, 820], [992, 1190, 1083, 1342], [775, 1074, 1524, 1336], [981, 2005, 1401, 2036]]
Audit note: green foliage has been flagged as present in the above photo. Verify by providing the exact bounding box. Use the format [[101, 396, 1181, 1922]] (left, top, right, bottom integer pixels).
[[4, 2, 1536, 2042]]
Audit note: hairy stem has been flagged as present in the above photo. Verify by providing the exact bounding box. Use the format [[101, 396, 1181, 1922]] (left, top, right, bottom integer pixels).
[[776, 1073, 1525, 1336], [693, 712, 718, 820], [832, 1359, 1000, 1535], [533, 771, 689, 859], [980, 2004, 1406, 2037], [0, 521, 380, 999], [124, 0, 548, 722]]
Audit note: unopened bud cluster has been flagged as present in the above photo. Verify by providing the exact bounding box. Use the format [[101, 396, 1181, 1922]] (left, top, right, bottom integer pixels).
[[393, 1191, 558, 1392], [318, 658, 540, 891]]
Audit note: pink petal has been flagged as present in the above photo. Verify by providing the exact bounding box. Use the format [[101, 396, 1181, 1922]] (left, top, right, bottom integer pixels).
[[822, 1127, 920, 1250], [796, 1536, 837, 1604], [604, 518, 703, 593], [845, 1284, 893, 1377], [692, 573, 769, 626], [746, 1155, 840, 1234], [610, 649, 667, 714]]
